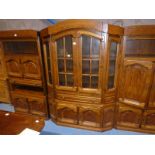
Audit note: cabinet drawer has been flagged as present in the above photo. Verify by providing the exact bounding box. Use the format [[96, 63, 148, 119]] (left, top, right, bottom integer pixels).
[[28, 97, 46, 116], [56, 102, 78, 125], [79, 105, 102, 128], [116, 104, 142, 128], [11, 94, 29, 113], [141, 110, 155, 130]]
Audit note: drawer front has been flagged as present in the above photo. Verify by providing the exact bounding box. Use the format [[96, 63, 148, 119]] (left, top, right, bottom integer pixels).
[[0, 80, 10, 103], [12, 94, 29, 113], [116, 104, 142, 128], [79, 105, 102, 128], [56, 102, 78, 125], [102, 105, 115, 128], [28, 97, 46, 116], [141, 110, 155, 130]]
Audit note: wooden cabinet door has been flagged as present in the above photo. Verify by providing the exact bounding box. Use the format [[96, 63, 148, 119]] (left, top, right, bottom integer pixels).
[[141, 110, 155, 130], [0, 80, 10, 103], [21, 55, 41, 80], [12, 94, 29, 113], [0, 59, 4, 78], [79, 105, 101, 128], [28, 97, 46, 116], [57, 103, 78, 124], [5, 55, 22, 77], [116, 104, 142, 128], [148, 67, 155, 108], [118, 60, 153, 107], [102, 105, 115, 128]]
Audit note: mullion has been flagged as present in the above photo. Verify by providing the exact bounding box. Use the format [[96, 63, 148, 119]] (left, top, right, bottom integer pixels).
[[63, 37, 67, 86], [90, 37, 92, 88]]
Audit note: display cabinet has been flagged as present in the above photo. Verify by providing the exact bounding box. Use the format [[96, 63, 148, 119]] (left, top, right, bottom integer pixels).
[[0, 30, 47, 117], [116, 25, 155, 133], [41, 20, 124, 131]]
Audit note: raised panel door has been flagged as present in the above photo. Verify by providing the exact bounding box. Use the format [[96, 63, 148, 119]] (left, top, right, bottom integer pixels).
[[118, 60, 153, 107], [5, 55, 22, 77], [21, 55, 41, 80]]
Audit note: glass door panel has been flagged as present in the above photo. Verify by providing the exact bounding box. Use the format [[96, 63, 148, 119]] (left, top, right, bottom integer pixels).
[[108, 41, 118, 89], [81, 35, 100, 89], [56, 35, 74, 87]]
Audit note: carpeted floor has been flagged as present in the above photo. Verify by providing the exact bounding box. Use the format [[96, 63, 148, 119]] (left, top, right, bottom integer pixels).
[[0, 103, 146, 135]]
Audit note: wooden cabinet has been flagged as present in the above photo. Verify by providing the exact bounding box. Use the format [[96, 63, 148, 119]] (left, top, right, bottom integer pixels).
[[141, 110, 155, 130], [79, 105, 101, 128], [118, 60, 153, 108], [41, 20, 123, 131], [116, 104, 142, 128], [57, 102, 78, 124]]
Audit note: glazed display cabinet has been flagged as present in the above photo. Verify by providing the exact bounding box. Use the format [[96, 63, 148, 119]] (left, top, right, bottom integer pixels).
[[41, 20, 124, 131]]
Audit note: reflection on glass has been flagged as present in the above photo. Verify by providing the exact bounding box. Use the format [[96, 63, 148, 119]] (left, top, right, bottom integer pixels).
[[57, 38, 64, 58], [59, 74, 65, 86], [92, 60, 99, 74], [82, 76, 90, 88], [65, 36, 73, 58], [82, 35, 90, 58], [92, 38, 100, 57], [108, 41, 117, 89], [58, 59, 64, 72], [82, 60, 90, 74], [67, 74, 73, 86], [91, 76, 98, 88], [66, 60, 73, 73]]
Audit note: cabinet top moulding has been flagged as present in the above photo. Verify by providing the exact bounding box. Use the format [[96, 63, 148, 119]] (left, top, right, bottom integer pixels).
[[124, 25, 155, 36], [40, 19, 124, 38], [0, 30, 38, 40]]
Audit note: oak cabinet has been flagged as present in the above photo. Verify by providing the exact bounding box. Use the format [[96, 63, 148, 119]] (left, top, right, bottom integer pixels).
[[141, 110, 155, 130], [116, 104, 142, 128], [41, 20, 123, 131], [118, 60, 153, 108]]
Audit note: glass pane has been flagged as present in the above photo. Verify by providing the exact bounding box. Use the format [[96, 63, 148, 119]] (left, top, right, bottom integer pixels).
[[82, 76, 90, 88], [108, 76, 114, 89], [58, 59, 64, 72], [59, 74, 65, 86], [92, 38, 100, 58], [57, 38, 64, 58], [92, 60, 99, 74], [91, 76, 98, 88], [67, 74, 73, 86], [82, 60, 90, 74], [108, 41, 117, 89], [66, 60, 73, 73], [65, 36, 73, 58], [82, 35, 91, 58]]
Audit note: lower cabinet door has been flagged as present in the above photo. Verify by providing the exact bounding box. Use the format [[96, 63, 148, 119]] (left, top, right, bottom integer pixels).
[[116, 104, 142, 128], [12, 95, 29, 113], [57, 103, 78, 124], [79, 105, 101, 128], [28, 97, 46, 116], [141, 110, 155, 130], [102, 105, 115, 128]]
